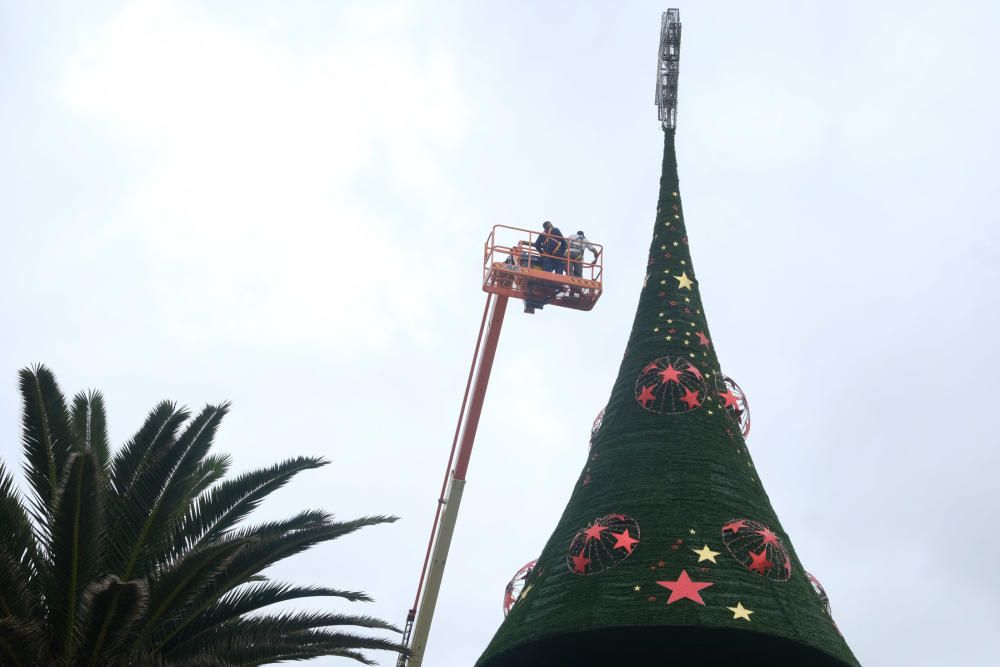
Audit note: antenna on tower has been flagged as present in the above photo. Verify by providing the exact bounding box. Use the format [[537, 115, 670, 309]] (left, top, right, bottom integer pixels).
[[655, 9, 682, 130]]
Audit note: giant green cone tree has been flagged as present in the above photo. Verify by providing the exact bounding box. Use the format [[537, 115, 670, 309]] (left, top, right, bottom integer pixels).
[[0, 365, 402, 666], [476, 130, 859, 666]]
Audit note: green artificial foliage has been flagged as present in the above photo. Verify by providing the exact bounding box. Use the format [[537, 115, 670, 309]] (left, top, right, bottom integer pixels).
[[477, 131, 860, 667], [0, 365, 403, 666]]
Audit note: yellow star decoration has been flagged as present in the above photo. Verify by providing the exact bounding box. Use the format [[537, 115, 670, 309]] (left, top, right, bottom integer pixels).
[[689, 528, 697, 535], [692, 545, 721, 563], [674, 272, 694, 290], [728, 602, 753, 622], [634, 585, 641, 592]]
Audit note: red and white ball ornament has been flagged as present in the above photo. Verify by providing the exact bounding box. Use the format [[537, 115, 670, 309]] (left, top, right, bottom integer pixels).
[[502, 559, 537, 617], [634, 357, 706, 414], [589, 407, 605, 448], [567, 514, 641, 575], [806, 571, 833, 617], [717, 375, 751, 439], [721, 518, 791, 581]]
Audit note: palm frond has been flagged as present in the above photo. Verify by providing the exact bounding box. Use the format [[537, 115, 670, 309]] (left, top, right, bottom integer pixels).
[[44, 449, 106, 659], [105, 401, 187, 577], [73, 576, 149, 667], [189, 454, 232, 498], [70, 390, 110, 468], [221, 610, 401, 635], [0, 616, 47, 667], [108, 401, 186, 501], [4, 367, 401, 667], [131, 538, 248, 651], [183, 628, 403, 666], [220, 513, 396, 595], [18, 365, 75, 528], [157, 512, 396, 653], [0, 463, 41, 615], [168, 456, 328, 563], [168, 588, 387, 656], [141, 404, 230, 569], [0, 552, 38, 630]]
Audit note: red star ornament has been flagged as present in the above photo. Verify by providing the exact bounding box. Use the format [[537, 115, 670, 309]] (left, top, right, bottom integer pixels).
[[685, 363, 703, 380], [748, 548, 772, 575], [570, 552, 591, 574], [637, 385, 656, 407], [611, 529, 640, 554], [584, 523, 608, 542], [656, 570, 714, 605], [696, 331, 711, 347], [718, 389, 739, 409], [723, 520, 747, 534], [659, 364, 682, 384], [757, 527, 779, 545], [680, 386, 701, 410]]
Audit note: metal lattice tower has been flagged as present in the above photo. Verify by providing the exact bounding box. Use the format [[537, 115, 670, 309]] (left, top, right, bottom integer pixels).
[[655, 9, 682, 129]]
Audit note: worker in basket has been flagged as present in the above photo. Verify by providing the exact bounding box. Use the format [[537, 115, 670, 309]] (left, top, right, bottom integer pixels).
[[533, 221, 568, 274], [568, 230, 600, 278], [523, 221, 566, 314]]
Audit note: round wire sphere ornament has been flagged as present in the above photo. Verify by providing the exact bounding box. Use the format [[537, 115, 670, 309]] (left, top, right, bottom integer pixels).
[[589, 407, 605, 448], [719, 375, 751, 439], [502, 559, 537, 617], [567, 514, 641, 575], [634, 357, 706, 414], [721, 518, 791, 581], [806, 571, 833, 617]]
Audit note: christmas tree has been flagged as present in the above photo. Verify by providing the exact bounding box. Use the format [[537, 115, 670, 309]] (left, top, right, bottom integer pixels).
[[476, 15, 858, 666]]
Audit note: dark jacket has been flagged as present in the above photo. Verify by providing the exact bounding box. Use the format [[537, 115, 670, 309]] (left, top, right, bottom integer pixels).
[[534, 227, 567, 256]]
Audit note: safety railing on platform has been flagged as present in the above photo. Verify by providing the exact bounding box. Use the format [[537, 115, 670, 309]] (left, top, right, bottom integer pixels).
[[483, 225, 603, 285]]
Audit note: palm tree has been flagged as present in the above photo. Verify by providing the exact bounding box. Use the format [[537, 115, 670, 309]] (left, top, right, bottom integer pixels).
[[0, 365, 403, 666]]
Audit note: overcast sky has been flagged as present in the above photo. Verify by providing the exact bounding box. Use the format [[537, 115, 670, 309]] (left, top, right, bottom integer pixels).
[[2, 1, 999, 665]]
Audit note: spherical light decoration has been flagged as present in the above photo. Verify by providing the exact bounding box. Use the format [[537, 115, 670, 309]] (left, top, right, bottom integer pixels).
[[717, 375, 751, 439], [721, 519, 791, 581], [589, 408, 606, 448], [806, 571, 833, 617], [503, 560, 537, 617], [567, 514, 641, 576], [634, 357, 706, 414]]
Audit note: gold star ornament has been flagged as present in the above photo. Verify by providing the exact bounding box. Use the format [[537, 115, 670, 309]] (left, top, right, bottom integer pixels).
[[728, 602, 753, 621], [674, 272, 694, 290], [692, 545, 720, 563]]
